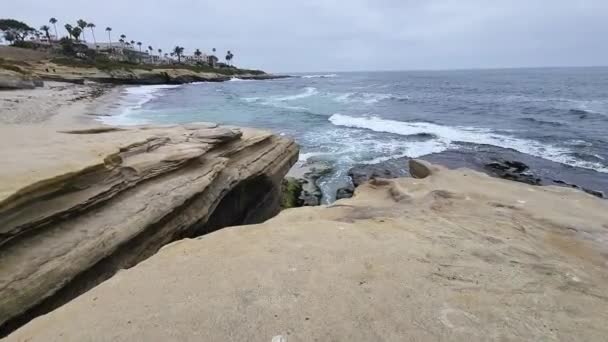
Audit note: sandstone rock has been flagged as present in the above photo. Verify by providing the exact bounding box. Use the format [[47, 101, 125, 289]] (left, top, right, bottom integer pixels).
[[0, 123, 298, 335], [0, 70, 37, 90], [7, 161, 608, 341], [344, 147, 607, 198], [409, 159, 437, 178]]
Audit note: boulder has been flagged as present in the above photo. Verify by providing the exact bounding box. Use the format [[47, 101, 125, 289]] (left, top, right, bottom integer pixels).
[[0, 124, 298, 335], [7, 162, 608, 341]]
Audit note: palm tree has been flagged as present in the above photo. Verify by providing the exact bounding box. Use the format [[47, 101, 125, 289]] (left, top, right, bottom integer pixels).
[[49, 18, 58, 41], [130, 40, 135, 47], [77, 19, 87, 41], [158, 48, 162, 55], [40, 25, 51, 42], [194, 49, 203, 60], [225, 50, 233, 66], [105, 27, 112, 48], [120, 34, 126, 47], [148, 45, 153, 54], [172, 46, 184, 63], [137, 41, 142, 52], [71, 27, 82, 41], [212, 47, 216, 54], [64, 24, 73, 39], [87, 23, 96, 46]]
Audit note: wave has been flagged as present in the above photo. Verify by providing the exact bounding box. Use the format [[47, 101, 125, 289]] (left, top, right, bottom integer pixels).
[[519, 117, 564, 127], [123, 84, 181, 110], [302, 74, 338, 79], [228, 77, 255, 82], [334, 92, 409, 104], [241, 87, 318, 111], [567, 108, 605, 118], [275, 87, 318, 101], [328, 114, 608, 173]]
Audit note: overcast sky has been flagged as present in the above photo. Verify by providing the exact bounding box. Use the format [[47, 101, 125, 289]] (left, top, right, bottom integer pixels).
[[6, 0, 608, 72]]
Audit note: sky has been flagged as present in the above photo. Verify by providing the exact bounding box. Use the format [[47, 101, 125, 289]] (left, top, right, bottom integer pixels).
[[5, 0, 608, 72]]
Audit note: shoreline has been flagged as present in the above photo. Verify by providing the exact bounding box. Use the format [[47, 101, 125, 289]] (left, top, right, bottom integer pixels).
[[0, 81, 121, 128]]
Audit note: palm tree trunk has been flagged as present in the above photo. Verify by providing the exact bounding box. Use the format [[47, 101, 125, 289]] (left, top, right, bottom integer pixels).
[[91, 29, 96, 46], [53, 24, 58, 41]]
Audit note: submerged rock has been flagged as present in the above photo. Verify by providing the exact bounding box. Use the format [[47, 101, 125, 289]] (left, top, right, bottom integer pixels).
[[8, 160, 608, 341], [343, 146, 607, 199], [348, 159, 409, 187], [483, 159, 542, 186], [0, 123, 298, 335], [335, 184, 355, 200], [298, 163, 333, 206]]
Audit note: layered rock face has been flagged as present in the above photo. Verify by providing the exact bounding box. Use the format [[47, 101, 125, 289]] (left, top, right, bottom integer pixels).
[[26, 63, 288, 85], [0, 70, 43, 90], [0, 124, 298, 335], [8, 160, 608, 341]]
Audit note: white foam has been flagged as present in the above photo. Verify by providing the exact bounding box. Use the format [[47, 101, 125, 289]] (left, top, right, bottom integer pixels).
[[241, 87, 317, 111], [275, 87, 318, 101], [302, 74, 338, 79], [333, 92, 407, 104], [228, 77, 255, 82], [328, 114, 608, 173], [123, 84, 181, 110]]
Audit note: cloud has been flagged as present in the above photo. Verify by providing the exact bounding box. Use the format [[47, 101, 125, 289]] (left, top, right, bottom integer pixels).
[[5, 0, 608, 72]]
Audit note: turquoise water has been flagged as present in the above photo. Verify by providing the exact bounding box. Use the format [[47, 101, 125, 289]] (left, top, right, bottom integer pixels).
[[104, 69, 608, 201]]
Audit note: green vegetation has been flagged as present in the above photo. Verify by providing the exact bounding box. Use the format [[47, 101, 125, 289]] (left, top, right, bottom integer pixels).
[[0, 19, 35, 43], [49, 55, 264, 75], [2, 17, 267, 78], [281, 178, 304, 209]]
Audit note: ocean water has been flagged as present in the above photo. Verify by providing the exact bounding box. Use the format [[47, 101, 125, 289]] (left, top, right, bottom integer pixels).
[[104, 68, 608, 202]]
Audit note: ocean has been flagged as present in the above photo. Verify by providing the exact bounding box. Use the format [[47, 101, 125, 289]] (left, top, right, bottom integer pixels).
[[103, 68, 608, 202]]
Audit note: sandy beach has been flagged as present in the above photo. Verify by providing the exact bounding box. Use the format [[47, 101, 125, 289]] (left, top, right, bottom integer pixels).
[[0, 81, 119, 128]]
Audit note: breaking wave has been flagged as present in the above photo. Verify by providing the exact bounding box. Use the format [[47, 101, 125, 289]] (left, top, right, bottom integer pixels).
[[241, 87, 318, 111], [333, 92, 409, 104], [328, 114, 608, 173], [301, 74, 338, 79]]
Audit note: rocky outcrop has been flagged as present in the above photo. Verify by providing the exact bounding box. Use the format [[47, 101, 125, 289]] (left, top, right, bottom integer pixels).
[[343, 146, 607, 199], [23, 62, 290, 85], [0, 123, 298, 335], [7, 160, 608, 341], [298, 163, 333, 206], [0, 70, 43, 90]]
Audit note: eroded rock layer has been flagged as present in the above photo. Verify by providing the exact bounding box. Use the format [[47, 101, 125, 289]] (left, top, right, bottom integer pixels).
[[0, 123, 298, 335], [7, 160, 608, 341]]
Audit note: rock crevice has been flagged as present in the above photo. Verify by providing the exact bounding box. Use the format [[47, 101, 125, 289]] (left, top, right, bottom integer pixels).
[[0, 124, 298, 336]]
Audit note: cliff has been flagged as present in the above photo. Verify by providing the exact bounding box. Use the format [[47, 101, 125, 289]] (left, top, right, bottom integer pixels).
[[0, 123, 298, 335], [0, 46, 288, 86], [6, 160, 608, 341]]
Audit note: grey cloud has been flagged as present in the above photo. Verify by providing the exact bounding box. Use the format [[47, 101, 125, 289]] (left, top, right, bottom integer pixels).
[[5, 0, 608, 72]]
